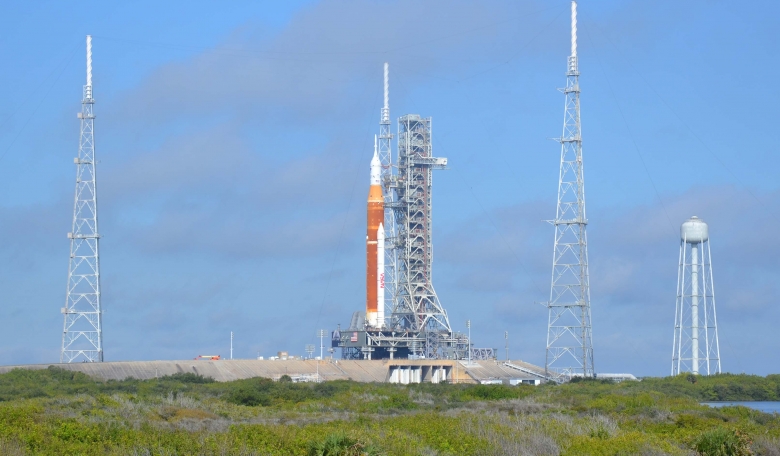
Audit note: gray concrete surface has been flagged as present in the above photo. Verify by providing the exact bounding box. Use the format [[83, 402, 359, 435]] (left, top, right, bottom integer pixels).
[[0, 359, 547, 384]]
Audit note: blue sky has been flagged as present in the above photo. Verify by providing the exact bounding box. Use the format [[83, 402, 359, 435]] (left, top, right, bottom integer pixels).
[[0, 0, 777, 376]]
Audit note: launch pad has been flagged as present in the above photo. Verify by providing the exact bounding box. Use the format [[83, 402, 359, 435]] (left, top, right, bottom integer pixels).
[[0, 359, 545, 384], [333, 317, 473, 361]]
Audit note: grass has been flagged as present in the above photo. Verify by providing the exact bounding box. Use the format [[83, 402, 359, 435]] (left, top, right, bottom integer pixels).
[[0, 367, 777, 454]]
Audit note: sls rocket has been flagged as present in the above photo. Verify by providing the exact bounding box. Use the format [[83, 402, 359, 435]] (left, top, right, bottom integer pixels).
[[367, 136, 385, 328]]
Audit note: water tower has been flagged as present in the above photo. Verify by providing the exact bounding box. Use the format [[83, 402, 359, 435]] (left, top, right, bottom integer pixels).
[[672, 216, 721, 376]]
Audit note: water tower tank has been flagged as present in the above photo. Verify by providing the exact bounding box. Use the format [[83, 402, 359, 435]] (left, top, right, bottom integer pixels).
[[681, 216, 708, 244]]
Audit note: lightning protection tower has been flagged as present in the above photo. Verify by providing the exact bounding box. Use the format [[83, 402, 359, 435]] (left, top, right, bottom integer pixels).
[[672, 216, 721, 376], [379, 63, 396, 328], [61, 35, 103, 363], [391, 115, 452, 358], [545, 1, 595, 379]]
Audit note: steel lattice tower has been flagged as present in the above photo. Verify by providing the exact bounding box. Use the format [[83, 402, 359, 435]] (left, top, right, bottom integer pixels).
[[379, 63, 395, 329], [391, 115, 451, 358], [545, 1, 594, 378], [672, 216, 721, 376], [61, 35, 103, 363]]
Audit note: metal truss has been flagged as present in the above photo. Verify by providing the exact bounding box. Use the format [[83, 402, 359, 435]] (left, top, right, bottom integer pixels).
[[388, 115, 452, 358], [61, 35, 103, 363], [341, 347, 361, 360], [545, 2, 594, 379], [362, 329, 470, 359], [672, 237, 721, 376], [470, 348, 497, 361], [379, 63, 396, 329]]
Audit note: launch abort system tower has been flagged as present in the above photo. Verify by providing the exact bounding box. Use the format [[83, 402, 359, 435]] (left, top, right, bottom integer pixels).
[[61, 35, 104, 363]]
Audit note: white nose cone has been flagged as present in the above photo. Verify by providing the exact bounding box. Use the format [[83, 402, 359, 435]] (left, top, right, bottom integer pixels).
[[681, 216, 709, 244], [370, 135, 381, 185]]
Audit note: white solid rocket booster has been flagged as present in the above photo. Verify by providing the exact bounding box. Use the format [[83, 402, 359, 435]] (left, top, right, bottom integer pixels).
[[377, 223, 385, 327]]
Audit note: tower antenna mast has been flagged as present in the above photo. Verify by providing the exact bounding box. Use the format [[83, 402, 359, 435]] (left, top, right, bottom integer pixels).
[[379, 63, 395, 329], [61, 35, 103, 363], [545, 1, 594, 379]]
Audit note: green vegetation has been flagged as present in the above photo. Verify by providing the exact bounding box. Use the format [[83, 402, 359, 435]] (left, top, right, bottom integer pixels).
[[0, 367, 777, 454], [693, 428, 753, 456], [307, 433, 380, 456]]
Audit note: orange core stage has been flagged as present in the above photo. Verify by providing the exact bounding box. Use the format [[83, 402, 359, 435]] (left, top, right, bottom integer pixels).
[[367, 195, 384, 326]]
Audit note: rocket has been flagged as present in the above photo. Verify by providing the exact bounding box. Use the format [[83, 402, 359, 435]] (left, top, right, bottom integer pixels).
[[367, 136, 385, 328]]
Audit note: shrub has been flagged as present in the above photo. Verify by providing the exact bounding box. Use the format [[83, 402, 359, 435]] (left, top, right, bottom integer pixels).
[[463, 385, 523, 401], [158, 373, 214, 384], [693, 427, 753, 456], [313, 380, 352, 398], [307, 433, 379, 456], [225, 388, 271, 407]]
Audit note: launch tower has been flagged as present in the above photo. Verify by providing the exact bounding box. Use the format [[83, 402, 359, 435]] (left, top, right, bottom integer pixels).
[[61, 35, 104, 363], [672, 216, 721, 376], [389, 115, 453, 356], [545, 1, 595, 378]]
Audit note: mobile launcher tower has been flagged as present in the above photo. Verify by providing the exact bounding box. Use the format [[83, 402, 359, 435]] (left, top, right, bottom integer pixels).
[[333, 66, 477, 360]]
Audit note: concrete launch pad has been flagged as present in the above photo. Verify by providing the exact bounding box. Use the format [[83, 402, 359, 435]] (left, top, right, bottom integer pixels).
[[0, 359, 548, 385]]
